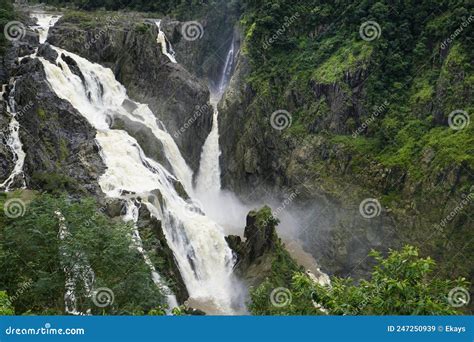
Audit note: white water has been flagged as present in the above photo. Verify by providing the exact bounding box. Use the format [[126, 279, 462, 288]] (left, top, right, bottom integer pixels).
[[0, 12, 61, 190], [31, 12, 61, 43], [0, 82, 26, 191], [194, 39, 253, 233], [195, 39, 235, 196], [56, 210, 95, 316], [39, 44, 241, 313], [155, 20, 177, 64], [123, 199, 178, 310]]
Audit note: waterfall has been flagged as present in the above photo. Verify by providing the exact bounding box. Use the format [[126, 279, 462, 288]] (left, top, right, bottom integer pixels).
[[194, 39, 253, 233], [31, 12, 61, 44], [56, 210, 95, 316], [196, 39, 235, 195], [38, 43, 241, 313], [155, 20, 177, 64], [122, 198, 179, 310], [0, 82, 26, 191], [217, 38, 236, 94]]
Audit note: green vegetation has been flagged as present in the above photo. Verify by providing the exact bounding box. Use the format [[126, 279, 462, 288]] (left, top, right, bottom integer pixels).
[[0, 291, 14, 315], [0, 192, 167, 315], [36, 0, 241, 19], [0, 0, 14, 53], [238, 0, 473, 282], [240, 0, 473, 172], [250, 246, 469, 315]]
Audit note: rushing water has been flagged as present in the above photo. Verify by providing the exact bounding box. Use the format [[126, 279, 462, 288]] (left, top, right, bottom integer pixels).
[[36, 23, 241, 312], [31, 12, 61, 44], [155, 20, 177, 64], [193, 38, 254, 234], [0, 82, 26, 191], [195, 38, 236, 196]]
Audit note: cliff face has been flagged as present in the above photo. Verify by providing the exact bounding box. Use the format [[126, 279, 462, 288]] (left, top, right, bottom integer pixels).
[[1, 32, 105, 195], [47, 12, 213, 173], [218, 21, 473, 279]]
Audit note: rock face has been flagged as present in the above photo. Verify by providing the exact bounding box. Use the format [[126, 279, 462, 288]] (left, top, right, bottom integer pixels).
[[160, 15, 240, 89], [218, 25, 473, 279], [136, 201, 189, 303], [47, 13, 213, 173], [0, 31, 105, 195], [226, 206, 281, 286]]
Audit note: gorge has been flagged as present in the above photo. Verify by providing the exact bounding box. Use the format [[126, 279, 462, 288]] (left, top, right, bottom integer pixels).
[[0, 0, 472, 316]]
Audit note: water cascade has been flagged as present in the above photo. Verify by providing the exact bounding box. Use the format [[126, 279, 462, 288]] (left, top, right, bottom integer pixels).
[[31, 12, 61, 44], [38, 39, 241, 313], [0, 82, 26, 191], [194, 38, 253, 233], [155, 20, 177, 64]]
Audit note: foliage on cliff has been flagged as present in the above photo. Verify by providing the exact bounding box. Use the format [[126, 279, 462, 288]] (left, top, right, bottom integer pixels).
[[231, 0, 473, 281], [239, 0, 473, 171], [249, 246, 470, 315], [34, 0, 241, 19], [0, 0, 15, 53]]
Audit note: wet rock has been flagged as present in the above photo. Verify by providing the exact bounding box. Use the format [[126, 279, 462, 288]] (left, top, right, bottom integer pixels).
[[136, 202, 189, 303], [4, 54, 106, 195], [48, 14, 213, 174], [37, 43, 58, 64]]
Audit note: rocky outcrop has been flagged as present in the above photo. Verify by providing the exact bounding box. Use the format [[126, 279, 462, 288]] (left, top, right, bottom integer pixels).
[[47, 13, 213, 173], [136, 200, 189, 303], [0, 31, 105, 195], [218, 28, 473, 280], [226, 206, 282, 286]]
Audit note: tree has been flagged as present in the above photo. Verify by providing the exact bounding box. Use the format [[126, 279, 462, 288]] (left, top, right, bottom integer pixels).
[[0, 193, 166, 315], [0, 291, 14, 315], [249, 245, 469, 315]]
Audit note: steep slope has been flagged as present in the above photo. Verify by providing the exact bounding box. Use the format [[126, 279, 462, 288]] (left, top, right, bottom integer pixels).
[[218, 1, 473, 279]]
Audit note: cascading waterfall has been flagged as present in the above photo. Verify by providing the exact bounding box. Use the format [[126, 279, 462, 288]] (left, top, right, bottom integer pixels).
[[31, 12, 61, 44], [1, 11, 58, 190], [194, 38, 254, 233], [56, 210, 95, 316], [122, 199, 178, 309], [0, 82, 26, 191], [196, 39, 235, 195], [155, 20, 177, 64], [38, 40, 241, 313]]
